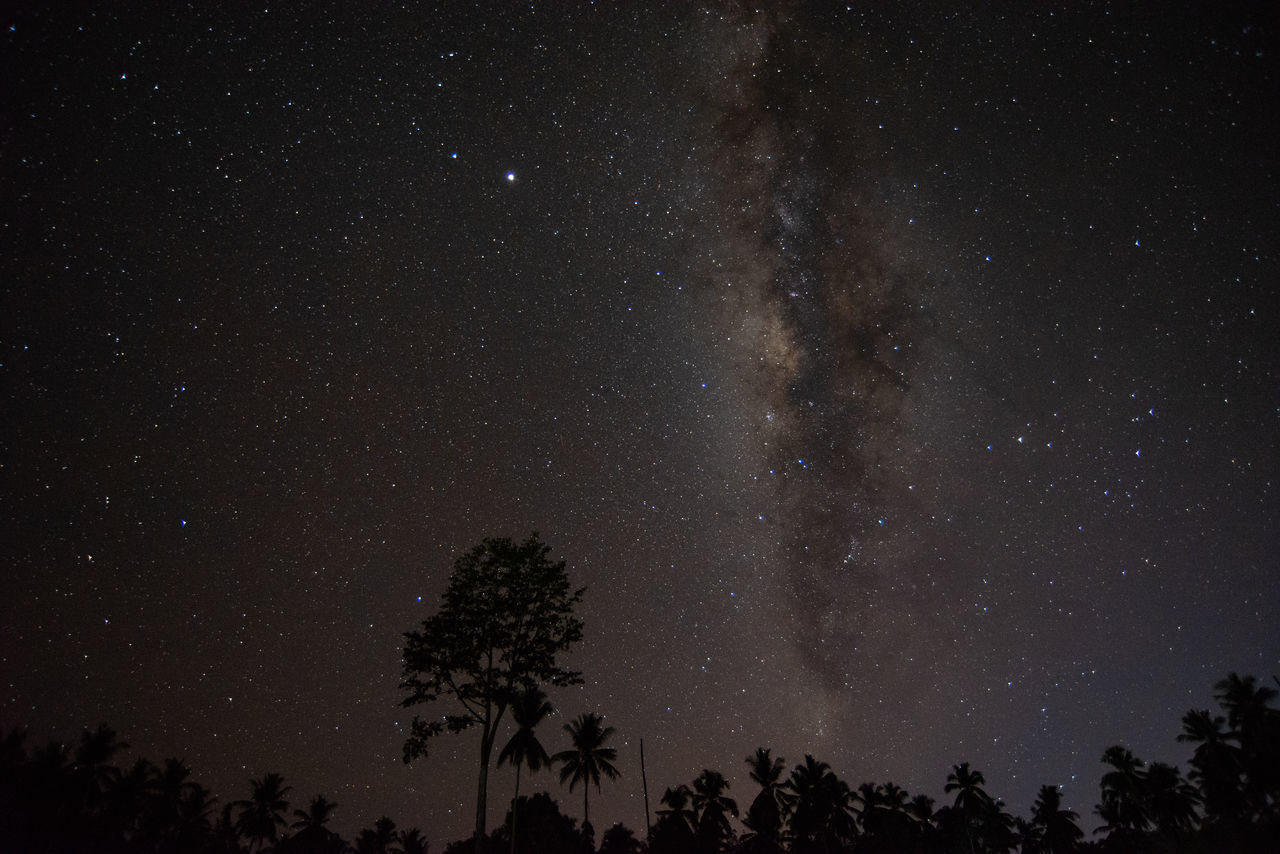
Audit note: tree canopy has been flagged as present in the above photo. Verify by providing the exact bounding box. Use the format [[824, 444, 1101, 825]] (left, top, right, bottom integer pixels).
[[400, 532, 585, 842]]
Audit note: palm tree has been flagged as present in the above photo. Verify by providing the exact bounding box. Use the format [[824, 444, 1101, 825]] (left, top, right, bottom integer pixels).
[[1214, 672, 1277, 734], [859, 783, 917, 850], [978, 798, 1017, 854], [945, 762, 992, 854], [1143, 762, 1199, 841], [1178, 708, 1243, 823], [653, 784, 698, 853], [291, 794, 338, 831], [1029, 785, 1082, 853], [235, 772, 292, 853], [173, 781, 217, 852], [691, 769, 738, 851], [72, 724, 128, 816], [213, 801, 242, 853], [743, 748, 786, 843], [102, 757, 154, 844], [1095, 746, 1149, 846], [498, 686, 554, 854], [785, 755, 854, 852], [148, 758, 204, 847], [355, 816, 398, 854], [598, 822, 644, 854], [908, 793, 934, 823], [553, 712, 620, 830], [399, 827, 429, 854], [1213, 671, 1280, 810], [659, 784, 695, 821], [279, 796, 343, 854]]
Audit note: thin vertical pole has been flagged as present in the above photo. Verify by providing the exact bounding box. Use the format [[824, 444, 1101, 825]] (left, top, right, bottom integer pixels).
[[640, 737, 651, 840]]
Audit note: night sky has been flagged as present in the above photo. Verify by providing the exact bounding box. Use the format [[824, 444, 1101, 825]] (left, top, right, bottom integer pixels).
[[3, 1, 1277, 845]]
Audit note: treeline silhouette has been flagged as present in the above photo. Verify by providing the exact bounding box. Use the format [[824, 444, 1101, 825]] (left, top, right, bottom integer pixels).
[[1, 671, 1276, 853]]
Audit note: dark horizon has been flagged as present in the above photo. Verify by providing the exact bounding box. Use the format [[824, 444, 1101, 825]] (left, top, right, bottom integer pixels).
[[2, 1, 1276, 849], [3, 665, 1276, 851]]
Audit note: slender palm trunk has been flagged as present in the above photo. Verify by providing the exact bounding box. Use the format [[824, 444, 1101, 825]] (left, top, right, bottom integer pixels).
[[510, 764, 521, 854], [584, 785, 590, 830]]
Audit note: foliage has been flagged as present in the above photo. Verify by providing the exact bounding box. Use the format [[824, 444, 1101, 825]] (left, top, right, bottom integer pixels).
[[489, 792, 592, 854], [691, 769, 738, 852], [498, 685, 556, 854], [1, 669, 1277, 853], [354, 814, 399, 854], [401, 533, 585, 841], [784, 754, 855, 852], [553, 711, 621, 828], [598, 821, 644, 854], [742, 747, 786, 844], [292, 794, 338, 830], [499, 686, 555, 776], [234, 771, 293, 852]]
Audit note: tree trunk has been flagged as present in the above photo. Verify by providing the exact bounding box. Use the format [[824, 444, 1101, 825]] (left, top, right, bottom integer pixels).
[[477, 725, 494, 845], [510, 765, 521, 854]]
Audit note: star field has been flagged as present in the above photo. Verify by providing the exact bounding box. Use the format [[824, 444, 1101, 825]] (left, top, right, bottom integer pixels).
[[2, 2, 1276, 845]]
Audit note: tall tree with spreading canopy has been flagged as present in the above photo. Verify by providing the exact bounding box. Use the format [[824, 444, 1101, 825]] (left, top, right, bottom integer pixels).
[[400, 533, 585, 844]]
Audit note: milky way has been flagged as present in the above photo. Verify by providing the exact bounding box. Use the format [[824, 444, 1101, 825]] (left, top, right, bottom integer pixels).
[[683, 6, 942, 690]]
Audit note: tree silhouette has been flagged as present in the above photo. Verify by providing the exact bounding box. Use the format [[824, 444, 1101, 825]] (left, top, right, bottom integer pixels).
[[3, 669, 1276, 853], [355, 815, 399, 854], [492, 792, 591, 854], [1178, 707, 1242, 824], [1094, 745, 1150, 846], [137, 757, 210, 849], [1028, 785, 1082, 853], [554, 711, 620, 830], [279, 801, 348, 854], [976, 796, 1016, 854], [651, 785, 698, 854], [214, 801, 243, 852], [1143, 761, 1199, 844], [690, 769, 737, 852], [1215, 672, 1277, 735], [292, 794, 338, 831], [72, 723, 128, 826], [742, 748, 786, 845], [785, 755, 855, 853], [945, 762, 993, 854], [858, 782, 922, 851], [498, 685, 554, 854], [235, 772, 292, 853], [1215, 671, 1280, 812], [400, 533, 585, 844], [100, 757, 152, 844], [598, 822, 643, 854], [908, 792, 935, 823], [400, 826, 430, 854], [173, 780, 217, 852]]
